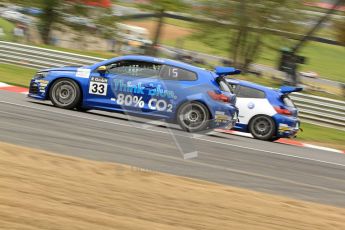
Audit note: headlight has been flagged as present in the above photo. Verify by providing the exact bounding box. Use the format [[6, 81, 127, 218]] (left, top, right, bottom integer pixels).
[[34, 71, 49, 79]]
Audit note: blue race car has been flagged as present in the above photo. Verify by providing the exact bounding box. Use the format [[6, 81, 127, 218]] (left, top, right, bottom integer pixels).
[[28, 55, 238, 132], [226, 79, 302, 141]]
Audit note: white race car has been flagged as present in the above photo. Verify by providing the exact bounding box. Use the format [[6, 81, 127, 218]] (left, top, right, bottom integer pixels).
[[227, 79, 302, 141]]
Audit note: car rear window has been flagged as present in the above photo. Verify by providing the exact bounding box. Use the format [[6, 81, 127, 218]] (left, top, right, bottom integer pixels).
[[282, 95, 295, 108], [217, 78, 233, 93]]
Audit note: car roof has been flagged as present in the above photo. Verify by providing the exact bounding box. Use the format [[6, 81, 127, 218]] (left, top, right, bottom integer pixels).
[[226, 78, 275, 93], [98, 55, 206, 74]]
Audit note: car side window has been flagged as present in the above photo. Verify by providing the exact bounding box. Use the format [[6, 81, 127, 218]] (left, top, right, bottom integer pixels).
[[159, 65, 197, 81], [106, 61, 162, 78], [237, 86, 266, 98]]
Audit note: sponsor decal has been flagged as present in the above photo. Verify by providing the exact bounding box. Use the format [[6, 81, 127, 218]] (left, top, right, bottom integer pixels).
[[110, 79, 177, 113], [34, 79, 49, 93], [76, 68, 91, 78], [215, 111, 229, 123], [278, 123, 292, 132], [113, 93, 174, 112], [247, 102, 255, 109], [89, 77, 108, 96], [113, 79, 177, 99], [35, 79, 49, 84]]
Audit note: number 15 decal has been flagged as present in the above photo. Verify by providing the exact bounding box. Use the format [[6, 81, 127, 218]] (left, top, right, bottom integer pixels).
[[89, 77, 108, 96], [169, 68, 178, 78]]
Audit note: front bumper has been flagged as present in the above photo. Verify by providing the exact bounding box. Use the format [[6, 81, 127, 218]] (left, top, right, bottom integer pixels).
[[28, 79, 49, 100]]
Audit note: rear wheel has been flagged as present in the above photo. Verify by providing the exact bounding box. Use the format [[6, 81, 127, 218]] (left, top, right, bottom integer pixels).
[[177, 101, 210, 132], [249, 115, 276, 141], [49, 79, 81, 109]]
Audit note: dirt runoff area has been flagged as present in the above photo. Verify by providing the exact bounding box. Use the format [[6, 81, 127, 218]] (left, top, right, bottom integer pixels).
[[1, 142, 345, 230]]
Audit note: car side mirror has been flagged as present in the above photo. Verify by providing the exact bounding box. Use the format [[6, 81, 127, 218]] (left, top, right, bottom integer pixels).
[[97, 66, 107, 75]]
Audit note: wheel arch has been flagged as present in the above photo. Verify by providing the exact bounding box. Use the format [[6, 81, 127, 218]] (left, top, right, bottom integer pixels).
[[47, 77, 84, 107], [174, 99, 212, 122], [248, 114, 278, 137], [47, 77, 83, 103]]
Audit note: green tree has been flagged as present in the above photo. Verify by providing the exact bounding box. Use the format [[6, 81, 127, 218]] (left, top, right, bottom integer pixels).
[[1, 0, 57, 43], [39, 0, 61, 44], [1, 0, 117, 45], [70, 6, 117, 50], [137, 0, 188, 55], [196, 0, 304, 70]]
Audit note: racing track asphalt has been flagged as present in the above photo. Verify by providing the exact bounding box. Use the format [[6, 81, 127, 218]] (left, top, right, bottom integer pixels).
[[1, 90, 345, 207]]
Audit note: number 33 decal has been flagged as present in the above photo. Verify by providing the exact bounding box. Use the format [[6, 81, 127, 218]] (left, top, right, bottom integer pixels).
[[89, 82, 108, 96]]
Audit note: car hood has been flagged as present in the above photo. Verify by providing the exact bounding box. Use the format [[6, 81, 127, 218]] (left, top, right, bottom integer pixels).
[[40, 66, 86, 72]]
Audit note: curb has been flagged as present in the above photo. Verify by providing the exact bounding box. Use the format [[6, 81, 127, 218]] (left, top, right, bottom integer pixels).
[[215, 129, 345, 154], [0, 82, 28, 94]]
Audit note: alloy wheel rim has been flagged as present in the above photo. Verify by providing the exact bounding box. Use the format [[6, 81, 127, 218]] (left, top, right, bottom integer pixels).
[[52, 81, 76, 106], [253, 118, 271, 136], [180, 104, 207, 130]]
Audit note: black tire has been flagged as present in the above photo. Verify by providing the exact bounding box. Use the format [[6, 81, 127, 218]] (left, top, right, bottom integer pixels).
[[249, 115, 276, 141], [76, 105, 89, 112], [177, 101, 210, 132], [269, 137, 280, 142], [49, 78, 81, 109]]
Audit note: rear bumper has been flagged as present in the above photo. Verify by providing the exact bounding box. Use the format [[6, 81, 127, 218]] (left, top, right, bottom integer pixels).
[[209, 106, 238, 130], [273, 114, 300, 138]]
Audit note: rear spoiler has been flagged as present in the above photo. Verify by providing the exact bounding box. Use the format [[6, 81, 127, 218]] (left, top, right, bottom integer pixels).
[[215, 66, 241, 76], [279, 86, 303, 94]]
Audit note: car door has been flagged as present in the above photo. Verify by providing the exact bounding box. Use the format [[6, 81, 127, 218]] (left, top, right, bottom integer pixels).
[[115, 61, 162, 113], [85, 69, 114, 109], [232, 85, 268, 125], [85, 61, 186, 116], [107, 60, 163, 113]]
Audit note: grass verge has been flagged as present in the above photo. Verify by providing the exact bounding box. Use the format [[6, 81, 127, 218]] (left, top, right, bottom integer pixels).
[[0, 18, 15, 41], [0, 63, 36, 87], [1, 142, 345, 230], [259, 41, 345, 83], [297, 123, 345, 150]]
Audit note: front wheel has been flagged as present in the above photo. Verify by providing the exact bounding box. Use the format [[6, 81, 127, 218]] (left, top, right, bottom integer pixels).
[[269, 137, 280, 142], [49, 79, 81, 109], [177, 101, 210, 132], [249, 115, 276, 141]]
